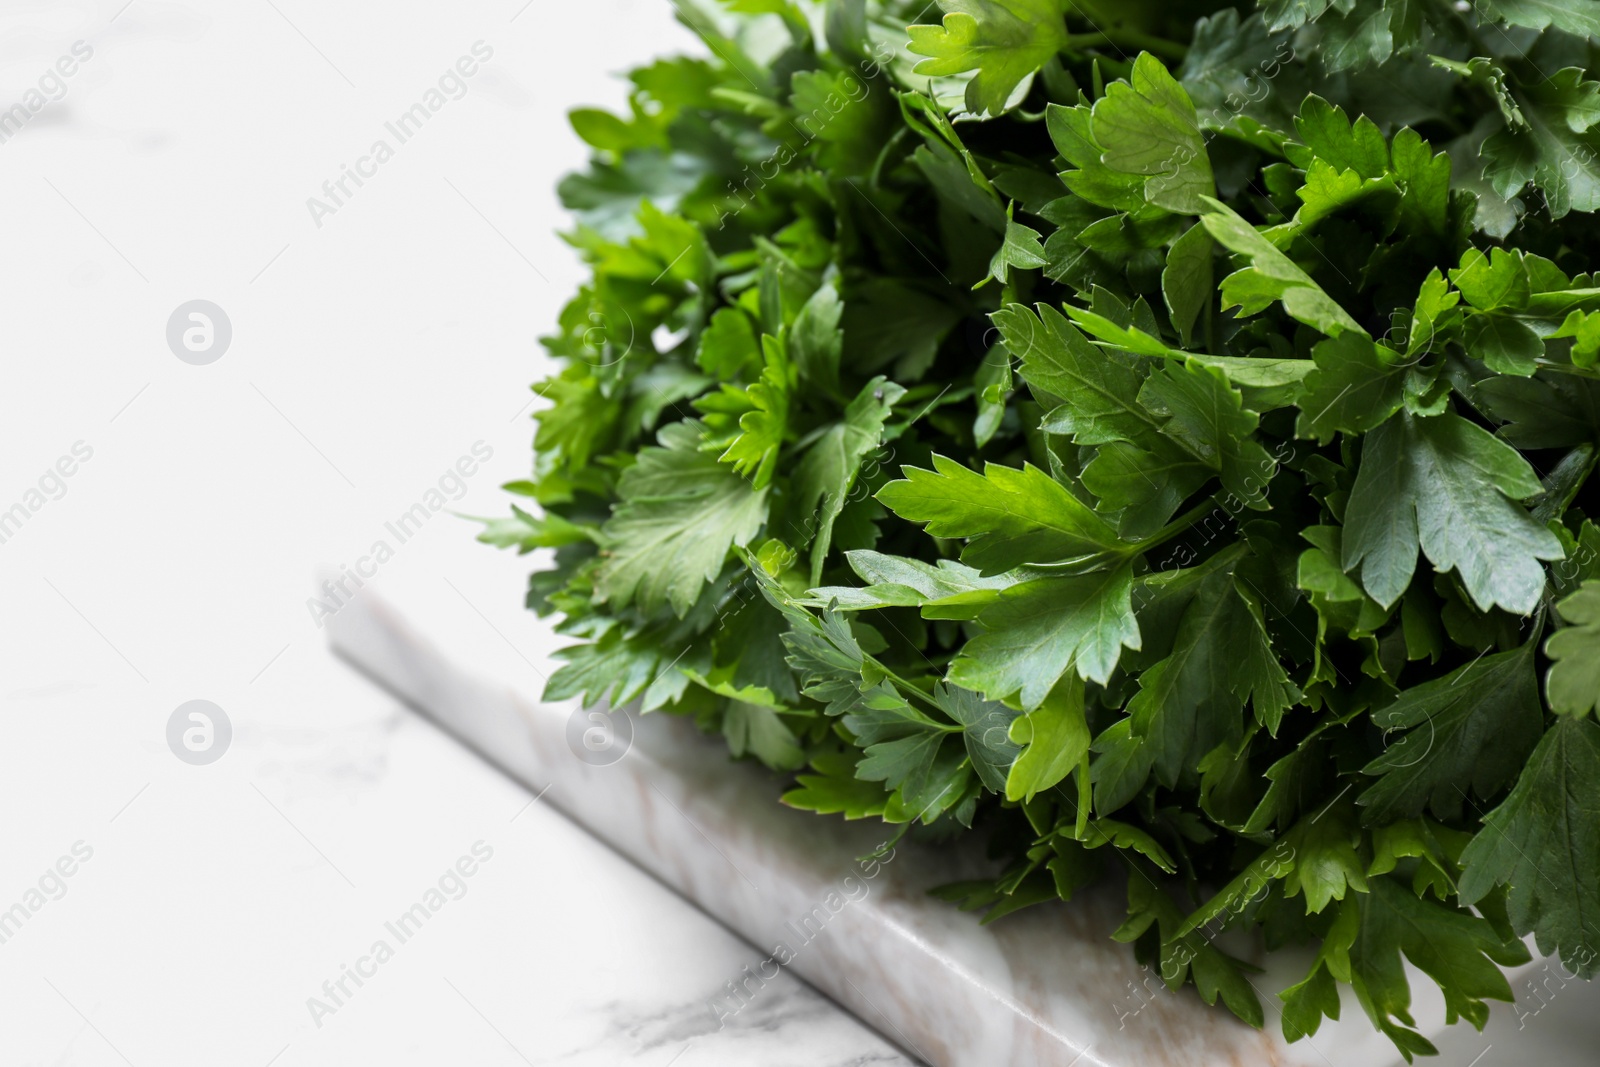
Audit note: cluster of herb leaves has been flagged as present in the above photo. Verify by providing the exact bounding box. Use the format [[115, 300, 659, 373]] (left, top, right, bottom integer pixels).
[[481, 0, 1600, 1055]]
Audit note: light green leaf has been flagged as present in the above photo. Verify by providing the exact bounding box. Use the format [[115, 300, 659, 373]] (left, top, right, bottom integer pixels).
[[1091, 53, 1215, 214], [906, 0, 1067, 117], [598, 421, 770, 616], [1547, 581, 1600, 717], [1296, 333, 1407, 443], [949, 563, 1140, 709], [1480, 0, 1600, 42], [783, 751, 892, 820], [475, 506, 597, 553], [1342, 411, 1562, 614], [1200, 197, 1367, 338], [1048, 102, 1148, 213], [1004, 675, 1089, 801], [695, 334, 793, 488], [1462, 313, 1542, 377], [722, 701, 806, 770], [995, 302, 1159, 445], [876, 454, 1126, 573], [984, 214, 1049, 286], [804, 550, 1016, 616], [1162, 223, 1214, 347]]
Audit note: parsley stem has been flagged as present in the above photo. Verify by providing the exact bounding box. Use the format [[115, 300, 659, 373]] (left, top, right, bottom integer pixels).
[[1064, 30, 1188, 62], [1535, 359, 1600, 381], [1063, 2, 1189, 61], [872, 658, 959, 722], [1533, 443, 1596, 525], [1139, 493, 1228, 554]]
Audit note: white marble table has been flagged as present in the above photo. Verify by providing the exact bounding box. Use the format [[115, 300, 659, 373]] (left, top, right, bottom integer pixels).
[[2, 1, 1599, 1064], [1, 645, 917, 1066]]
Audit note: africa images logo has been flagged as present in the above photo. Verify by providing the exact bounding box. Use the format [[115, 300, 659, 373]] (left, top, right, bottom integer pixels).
[[166, 700, 231, 766]]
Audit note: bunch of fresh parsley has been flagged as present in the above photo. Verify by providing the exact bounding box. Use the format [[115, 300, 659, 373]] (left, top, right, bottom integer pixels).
[[481, 0, 1600, 1055]]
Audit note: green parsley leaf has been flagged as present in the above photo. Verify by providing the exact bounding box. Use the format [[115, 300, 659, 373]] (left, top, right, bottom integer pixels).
[[1343, 411, 1563, 614], [598, 421, 769, 615], [1359, 640, 1544, 824], [1091, 53, 1216, 214], [877, 454, 1127, 573], [907, 0, 1068, 117], [1200, 197, 1368, 338], [948, 563, 1141, 708], [1459, 716, 1600, 978], [1547, 581, 1600, 717]]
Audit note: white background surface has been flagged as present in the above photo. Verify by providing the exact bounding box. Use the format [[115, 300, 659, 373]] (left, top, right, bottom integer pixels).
[[5, 3, 1600, 1066], [0, 2, 908, 1064]]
